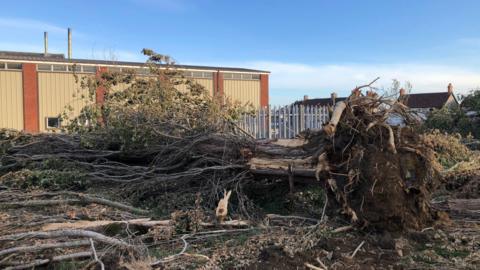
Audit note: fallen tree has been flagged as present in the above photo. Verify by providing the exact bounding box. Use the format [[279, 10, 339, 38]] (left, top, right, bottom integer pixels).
[[0, 50, 460, 268]]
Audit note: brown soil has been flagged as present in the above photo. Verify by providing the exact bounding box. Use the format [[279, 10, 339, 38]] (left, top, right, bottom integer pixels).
[[307, 124, 442, 231], [445, 170, 480, 199]]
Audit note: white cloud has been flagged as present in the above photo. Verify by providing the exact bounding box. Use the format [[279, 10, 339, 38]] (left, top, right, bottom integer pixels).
[[242, 61, 480, 104]]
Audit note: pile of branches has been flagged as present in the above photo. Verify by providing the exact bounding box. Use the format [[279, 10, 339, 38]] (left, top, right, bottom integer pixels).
[[0, 73, 451, 267], [0, 50, 261, 268], [0, 127, 257, 268]]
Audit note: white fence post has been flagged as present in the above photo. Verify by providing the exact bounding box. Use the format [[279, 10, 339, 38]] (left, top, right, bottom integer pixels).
[[239, 104, 329, 139]]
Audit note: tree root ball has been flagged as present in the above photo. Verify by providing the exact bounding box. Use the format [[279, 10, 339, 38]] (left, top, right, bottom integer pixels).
[[318, 126, 442, 231]]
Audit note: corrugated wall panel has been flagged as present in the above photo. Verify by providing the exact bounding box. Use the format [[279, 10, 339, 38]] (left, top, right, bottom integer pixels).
[[224, 80, 261, 108], [38, 72, 94, 131], [175, 78, 213, 96], [193, 78, 214, 96], [0, 71, 23, 130]]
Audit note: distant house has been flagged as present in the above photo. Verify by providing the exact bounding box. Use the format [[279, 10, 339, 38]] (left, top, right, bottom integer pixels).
[[296, 83, 459, 114], [294, 93, 346, 107], [398, 83, 459, 118]]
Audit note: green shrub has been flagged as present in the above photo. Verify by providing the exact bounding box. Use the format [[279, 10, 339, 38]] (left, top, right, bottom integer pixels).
[[424, 107, 478, 138]]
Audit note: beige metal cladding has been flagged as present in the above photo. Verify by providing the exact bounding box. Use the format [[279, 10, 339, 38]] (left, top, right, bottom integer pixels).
[[110, 82, 130, 93], [110, 78, 213, 96], [175, 78, 214, 96], [224, 80, 261, 108], [0, 70, 23, 130], [38, 72, 94, 131]]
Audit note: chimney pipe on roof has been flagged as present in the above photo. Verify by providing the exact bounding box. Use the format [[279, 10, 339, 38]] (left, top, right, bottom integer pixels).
[[68, 28, 72, 59], [447, 83, 453, 94], [43, 32, 48, 55], [303, 95, 309, 101]]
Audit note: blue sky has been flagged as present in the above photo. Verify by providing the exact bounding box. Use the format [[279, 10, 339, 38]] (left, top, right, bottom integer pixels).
[[1, 0, 480, 104]]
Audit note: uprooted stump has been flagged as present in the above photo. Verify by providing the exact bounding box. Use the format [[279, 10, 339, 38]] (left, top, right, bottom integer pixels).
[[320, 136, 440, 230], [317, 94, 444, 230], [251, 92, 443, 231]]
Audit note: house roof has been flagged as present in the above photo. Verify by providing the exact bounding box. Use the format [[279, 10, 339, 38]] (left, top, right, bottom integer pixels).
[[296, 91, 457, 109], [294, 97, 347, 107], [401, 92, 454, 109], [0, 50, 270, 74]]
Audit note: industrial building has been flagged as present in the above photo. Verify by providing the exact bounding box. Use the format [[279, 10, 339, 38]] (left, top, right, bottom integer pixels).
[[0, 50, 269, 133]]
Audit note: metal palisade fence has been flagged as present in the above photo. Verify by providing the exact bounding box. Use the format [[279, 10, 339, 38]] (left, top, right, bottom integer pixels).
[[238, 105, 330, 139]]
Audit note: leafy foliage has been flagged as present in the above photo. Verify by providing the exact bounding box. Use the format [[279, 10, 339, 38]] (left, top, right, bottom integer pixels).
[[65, 49, 250, 151], [460, 88, 480, 112], [422, 130, 473, 169], [424, 89, 480, 138], [424, 106, 475, 137]]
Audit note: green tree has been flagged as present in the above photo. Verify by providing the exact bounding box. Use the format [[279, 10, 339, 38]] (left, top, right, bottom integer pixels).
[[461, 88, 480, 112], [424, 89, 480, 138], [65, 49, 249, 151]]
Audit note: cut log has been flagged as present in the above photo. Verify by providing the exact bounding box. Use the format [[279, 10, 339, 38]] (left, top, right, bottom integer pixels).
[[324, 101, 346, 136], [270, 139, 307, 148], [255, 145, 308, 157], [41, 218, 250, 231], [248, 157, 314, 171], [42, 218, 171, 231]]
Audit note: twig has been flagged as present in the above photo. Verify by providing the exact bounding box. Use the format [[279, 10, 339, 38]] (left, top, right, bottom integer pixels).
[[316, 257, 328, 269], [183, 252, 210, 261], [352, 77, 381, 92], [348, 240, 365, 259], [74, 193, 150, 215], [266, 214, 319, 223], [0, 254, 16, 265], [305, 262, 326, 270], [331, 225, 353, 234], [320, 193, 328, 223], [151, 234, 189, 265], [89, 238, 105, 270], [228, 119, 256, 139]]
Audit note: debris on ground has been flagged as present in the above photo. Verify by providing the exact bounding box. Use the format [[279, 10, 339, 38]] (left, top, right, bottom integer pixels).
[[0, 64, 479, 269]]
